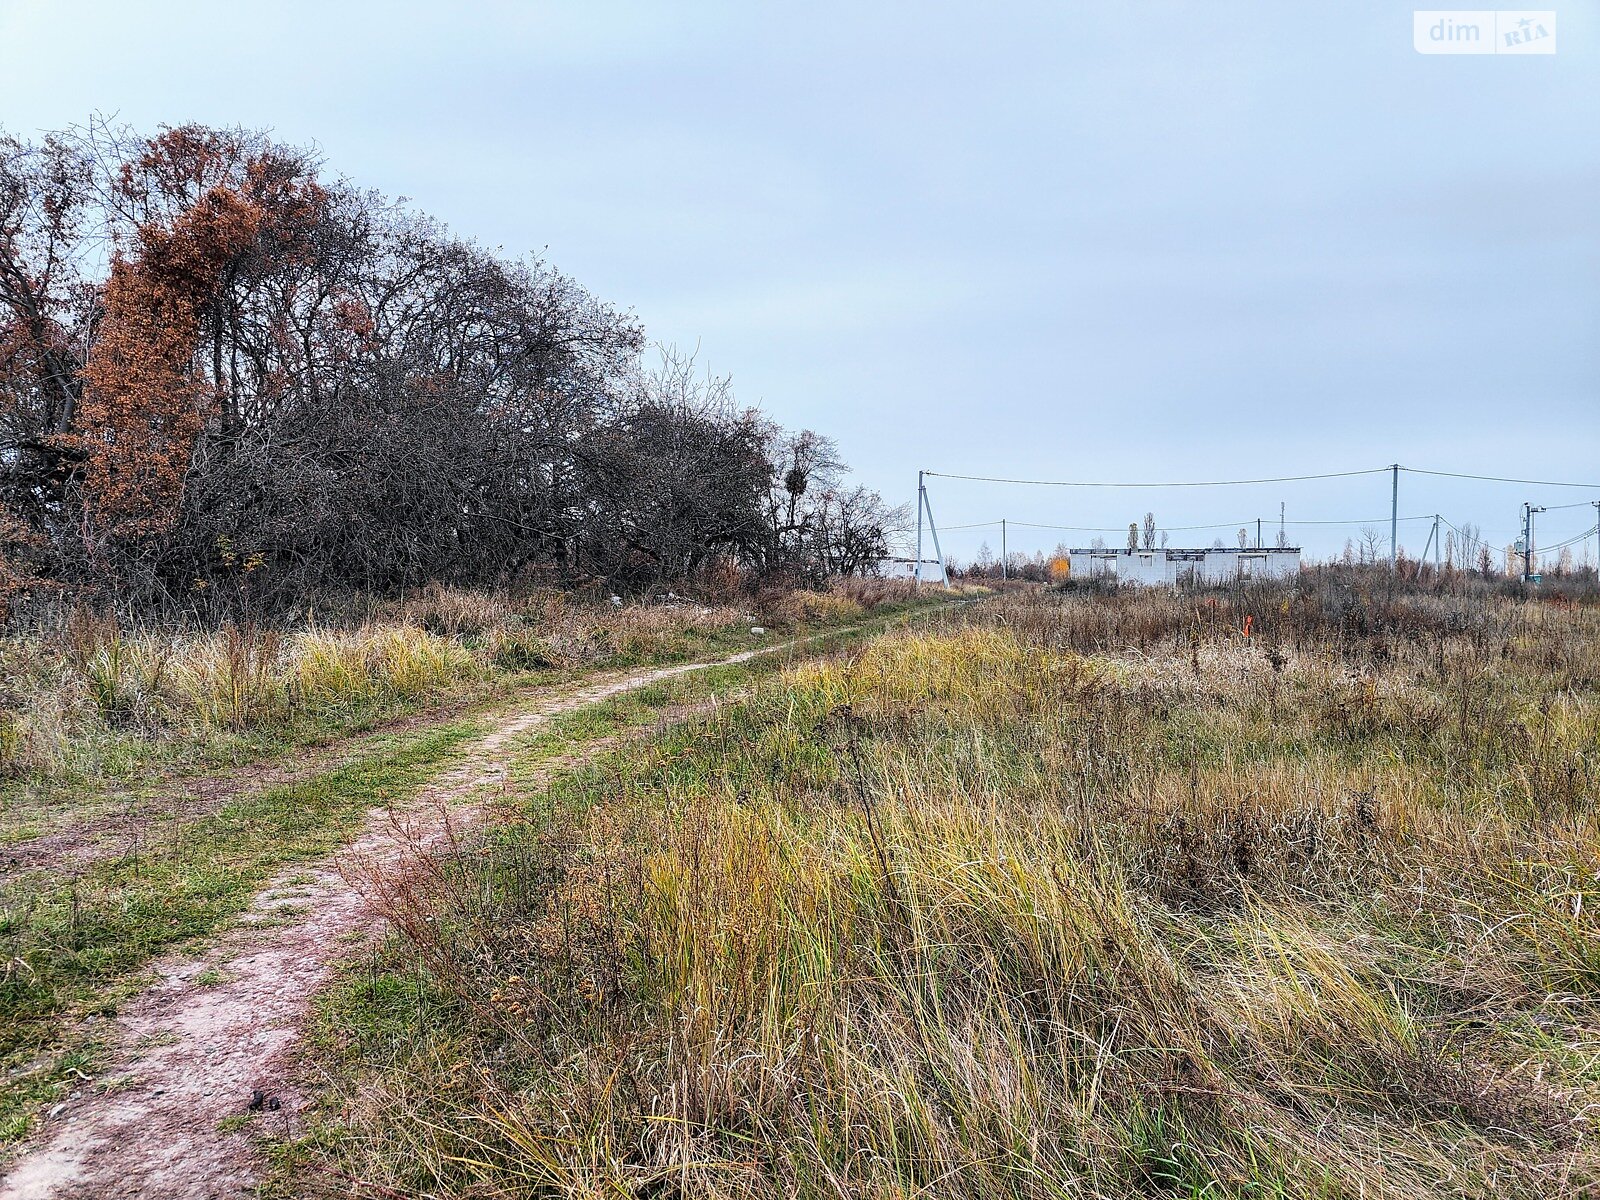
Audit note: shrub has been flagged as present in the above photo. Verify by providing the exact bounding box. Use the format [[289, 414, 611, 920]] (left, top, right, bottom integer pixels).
[[291, 626, 479, 708], [0, 584, 876, 783], [175, 625, 288, 731], [305, 587, 1600, 1199], [484, 627, 556, 672], [829, 575, 918, 609], [753, 587, 862, 625], [398, 583, 511, 639], [368, 627, 478, 699], [0, 710, 20, 775]]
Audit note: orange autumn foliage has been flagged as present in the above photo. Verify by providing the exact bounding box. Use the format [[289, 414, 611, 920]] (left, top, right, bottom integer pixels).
[[75, 131, 324, 538], [0, 510, 36, 615]]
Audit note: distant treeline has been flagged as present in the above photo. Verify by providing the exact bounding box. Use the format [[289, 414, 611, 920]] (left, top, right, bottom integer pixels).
[[0, 122, 901, 618]]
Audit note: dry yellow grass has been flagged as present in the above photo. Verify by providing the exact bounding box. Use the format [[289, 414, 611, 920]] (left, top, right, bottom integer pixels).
[[0, 582, 918, 784], [304, 583, 1600, 1199]]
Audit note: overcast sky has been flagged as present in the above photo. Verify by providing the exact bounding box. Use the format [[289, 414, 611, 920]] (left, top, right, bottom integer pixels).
[[2, 2, 1595, 560]]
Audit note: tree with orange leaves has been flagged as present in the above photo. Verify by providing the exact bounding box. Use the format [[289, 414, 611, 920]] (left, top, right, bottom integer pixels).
[[3, 121, 888, 616], [74, 127, 325, 542]]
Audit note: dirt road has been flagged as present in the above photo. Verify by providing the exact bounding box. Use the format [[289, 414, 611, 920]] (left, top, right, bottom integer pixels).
[[0, 637, 820, 1199]]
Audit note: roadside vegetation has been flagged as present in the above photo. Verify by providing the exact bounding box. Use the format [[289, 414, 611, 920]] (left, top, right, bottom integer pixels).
[[0, 578, 934, 1148], [291, 578, 1600, 1199], [0, 579, 913, 793]]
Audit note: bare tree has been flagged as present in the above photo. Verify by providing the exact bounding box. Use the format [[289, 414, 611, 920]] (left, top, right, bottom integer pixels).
[[1358, 526, 1383, 564], [1457, 522, 1483, 573], [1141, 511, 1156, 549]]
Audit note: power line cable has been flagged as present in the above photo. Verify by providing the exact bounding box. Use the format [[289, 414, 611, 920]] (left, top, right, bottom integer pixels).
[[1429, 516, 1599, 570], [1285, 515, 1433, 525], [944, 514, 1432, 533], [1401, 467, 1600, 489], [943, 515, 1437, 538], [1439, 518, 1497, 554], [1532, 524, 1599, 555], [1009, 519, 1255, 533], [923, 466, 1390, 488], [923, 463, 1596, 500]]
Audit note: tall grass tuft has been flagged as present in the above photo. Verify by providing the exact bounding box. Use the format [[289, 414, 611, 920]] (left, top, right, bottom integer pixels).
[[176, 624, 287, 730], [289, 625, 478, 710]]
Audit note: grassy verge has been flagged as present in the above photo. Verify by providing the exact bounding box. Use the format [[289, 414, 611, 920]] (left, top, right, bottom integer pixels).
[[0, 598, 947, 1150], [284, 586, 1600, 1200], [0, 592, 936, 850], [0, 717, 487, 1144]]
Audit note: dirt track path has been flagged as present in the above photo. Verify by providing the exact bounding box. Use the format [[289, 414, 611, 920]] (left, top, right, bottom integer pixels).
[[2, 699, 476, 873], [3, 658, 709, 874], [0, 639, 808, 1200]]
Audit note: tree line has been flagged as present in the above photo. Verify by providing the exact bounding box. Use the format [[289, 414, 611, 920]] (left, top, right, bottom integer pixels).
[[0, 122, 901, 618]]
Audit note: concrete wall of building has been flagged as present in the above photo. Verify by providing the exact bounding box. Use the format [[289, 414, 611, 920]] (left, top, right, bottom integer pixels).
[[1068, 550, 1117, 580], [1066, 547, 1299, 587], [1120, 550, 1170, 585], [877, 558, 946, 581]]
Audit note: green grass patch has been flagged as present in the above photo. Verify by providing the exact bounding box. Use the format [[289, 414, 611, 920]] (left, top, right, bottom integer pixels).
[[0, 716, 486, 1144]]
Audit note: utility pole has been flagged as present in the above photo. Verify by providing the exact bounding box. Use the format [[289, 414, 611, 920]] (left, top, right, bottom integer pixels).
[[1594, 501, 1600, 581], [1390, 464, 1399, 570], [1522, 502, 1546, 582], [914, 470, 924, 585], [1434, 515, 1441, 576], [923, 486, 949, 589], [1000, 518, 1007, 581], [1256, 517, 1262, 549]]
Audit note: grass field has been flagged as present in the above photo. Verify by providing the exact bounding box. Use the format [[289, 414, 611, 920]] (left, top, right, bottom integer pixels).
[[0, 583, 931, 1149], [287, 580, 1600, 1199], [0, 582, 909, 796]]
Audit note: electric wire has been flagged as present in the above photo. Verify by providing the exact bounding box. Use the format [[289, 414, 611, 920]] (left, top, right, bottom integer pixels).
[[925, 465, 1596, 491], [1533, 524, 1600, 555], [1010, 519, 1259, 533], [1535, 498, 1600, 511], [1401, 467, 1600, 489], [1442, 516, 1598, 554], [923, 466, 1391, 488], [942, 515, 1434, 535], [1285, 515, 1433, 525], [1439, 518, 1499, 557]]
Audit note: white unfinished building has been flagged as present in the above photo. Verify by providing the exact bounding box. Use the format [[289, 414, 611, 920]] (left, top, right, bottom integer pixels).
[[1067, 546, 1300, 587]]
